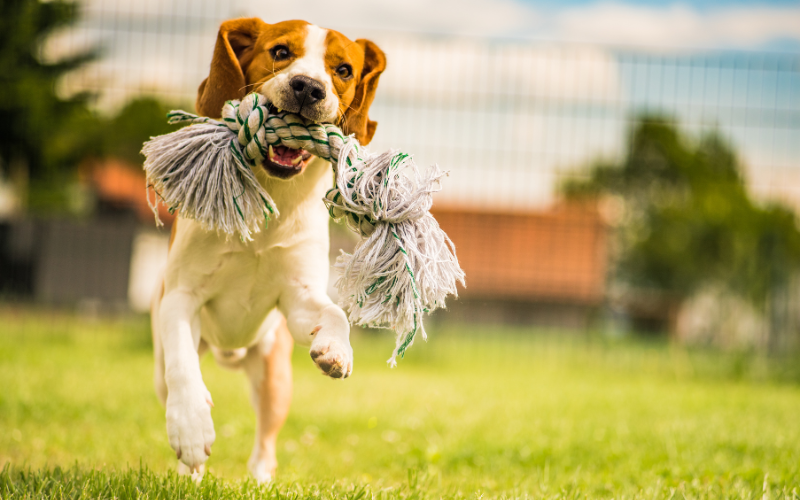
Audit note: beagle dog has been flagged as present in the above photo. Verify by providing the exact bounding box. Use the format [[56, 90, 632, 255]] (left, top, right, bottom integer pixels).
[[150, 18, 386, 482]]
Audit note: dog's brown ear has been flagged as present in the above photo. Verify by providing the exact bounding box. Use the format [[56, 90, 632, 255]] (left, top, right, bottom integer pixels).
[[196, 18, 264, 117], [342, 39, 386, 145]]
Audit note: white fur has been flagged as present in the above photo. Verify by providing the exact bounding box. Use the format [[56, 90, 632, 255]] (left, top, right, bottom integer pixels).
[[259, 24, 339, 122], [152, 156, 353, 474]]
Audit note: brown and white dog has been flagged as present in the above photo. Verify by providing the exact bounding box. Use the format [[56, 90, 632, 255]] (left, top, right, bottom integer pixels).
[[150, 18, 386, 482]]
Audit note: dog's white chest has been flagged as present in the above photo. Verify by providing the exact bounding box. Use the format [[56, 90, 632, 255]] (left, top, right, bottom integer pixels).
[[196, 244, 285, 348], [164, 159, 333, 350]]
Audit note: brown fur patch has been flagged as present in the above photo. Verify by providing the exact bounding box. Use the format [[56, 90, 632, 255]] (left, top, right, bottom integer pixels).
[[245, 20, 310, 89], [196, 18, 385, 144], [325, 30, 365, 120], [338, 38, 386, 145]]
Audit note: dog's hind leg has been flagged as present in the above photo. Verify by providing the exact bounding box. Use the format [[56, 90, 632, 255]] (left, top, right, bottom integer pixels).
[[242, 312, 293, 483], [151, 280, 169, 406]]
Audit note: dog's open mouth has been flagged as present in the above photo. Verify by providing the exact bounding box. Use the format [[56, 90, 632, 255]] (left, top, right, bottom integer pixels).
[[263, 144, 313, 179], [261, 104, 314, 179]]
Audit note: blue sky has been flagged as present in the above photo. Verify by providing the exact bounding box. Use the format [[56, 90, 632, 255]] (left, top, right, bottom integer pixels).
[[519, 0, 800, 52], [218, 0, 800, 52], [522, 0, 799, 8], [506, 0, 800, 50]]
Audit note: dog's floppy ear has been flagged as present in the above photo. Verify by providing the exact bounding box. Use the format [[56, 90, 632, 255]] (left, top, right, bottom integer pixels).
[[196, 18, 264, 118], [342, 39, 386, 145]]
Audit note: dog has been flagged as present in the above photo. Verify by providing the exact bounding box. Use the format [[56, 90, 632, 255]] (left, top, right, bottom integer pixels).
[[150, 17, 386, 482]]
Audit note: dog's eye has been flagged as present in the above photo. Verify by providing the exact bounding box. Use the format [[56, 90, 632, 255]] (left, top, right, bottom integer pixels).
[[336, 63, 353, 80], [270, 45, 291, 61]]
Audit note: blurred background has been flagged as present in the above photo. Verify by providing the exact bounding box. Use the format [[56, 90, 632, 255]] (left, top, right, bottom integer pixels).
[[2, 0, 800, 493], [2, 0, 799, 353]]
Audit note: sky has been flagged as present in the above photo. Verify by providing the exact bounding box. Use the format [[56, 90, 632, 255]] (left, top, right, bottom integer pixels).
[[522, 0, 799, 9], [66, 0, 800, 51], [53, 0, 800, 211], [221, 0, 800, 51]]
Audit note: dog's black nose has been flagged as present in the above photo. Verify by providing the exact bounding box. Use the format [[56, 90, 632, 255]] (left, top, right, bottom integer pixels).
[[289, 75, 326, 106]]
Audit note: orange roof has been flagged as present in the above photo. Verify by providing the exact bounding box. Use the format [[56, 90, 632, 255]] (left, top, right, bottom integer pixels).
[[87, 159, 175, 225], [432, 203, 608, 304]]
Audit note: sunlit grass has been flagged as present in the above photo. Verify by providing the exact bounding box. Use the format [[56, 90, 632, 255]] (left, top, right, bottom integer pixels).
[[1, 307, 799, 498]]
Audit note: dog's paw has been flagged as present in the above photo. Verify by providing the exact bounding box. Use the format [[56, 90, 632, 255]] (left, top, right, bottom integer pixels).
[[165, 384, 215, 470], [309, 329, 353, 379], [177, 461, 205, 483], [248, 454, 276, 484]]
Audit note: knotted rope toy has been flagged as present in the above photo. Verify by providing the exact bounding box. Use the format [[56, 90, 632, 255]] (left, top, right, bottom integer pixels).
[[142, 93, 465, 364]]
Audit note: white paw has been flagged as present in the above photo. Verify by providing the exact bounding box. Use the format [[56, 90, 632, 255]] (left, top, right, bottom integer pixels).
[[165, 384, 215, 470], [309, 329, 353, 379], [177, 461, 205, 483], [248, 454, 276, 484]]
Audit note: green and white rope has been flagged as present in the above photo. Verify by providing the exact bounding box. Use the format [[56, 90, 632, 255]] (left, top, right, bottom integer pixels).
[[142, 92, 465, 363]]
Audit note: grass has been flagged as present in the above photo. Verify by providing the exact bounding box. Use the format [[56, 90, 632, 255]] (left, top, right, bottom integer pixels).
[[0, 307, 799, 499]]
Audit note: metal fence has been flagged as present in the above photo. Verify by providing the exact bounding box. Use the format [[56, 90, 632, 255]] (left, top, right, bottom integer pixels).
[[3, 0, 800, 350], [58, 3, 800, 209]]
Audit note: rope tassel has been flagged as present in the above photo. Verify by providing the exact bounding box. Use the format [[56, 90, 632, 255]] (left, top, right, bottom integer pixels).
[[142, 93, 465, 363]]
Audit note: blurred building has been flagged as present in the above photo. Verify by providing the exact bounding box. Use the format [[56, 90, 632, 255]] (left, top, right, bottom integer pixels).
[[0, 215, 137, 309], [0, 161, 167, 311], [433, 203, 608, 328]]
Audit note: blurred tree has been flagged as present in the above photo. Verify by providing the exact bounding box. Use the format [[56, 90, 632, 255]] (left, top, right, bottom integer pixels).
[[0, 0, 181, 213], [101, 98, 180, 166], [43, 96, 181, 214], [565, 117, 800, 344], [0, 0, 99, 210]]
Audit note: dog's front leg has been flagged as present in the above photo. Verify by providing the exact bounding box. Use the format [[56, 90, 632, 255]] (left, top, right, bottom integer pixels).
[[159, 290, 215, 470], [281, 286, 353, 379]]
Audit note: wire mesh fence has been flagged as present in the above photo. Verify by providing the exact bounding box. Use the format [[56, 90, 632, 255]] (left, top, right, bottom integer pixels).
[[2, 0, 800, 352]]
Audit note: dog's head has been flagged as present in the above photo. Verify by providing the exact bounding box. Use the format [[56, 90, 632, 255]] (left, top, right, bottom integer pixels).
[[196, 18, 386, 180]]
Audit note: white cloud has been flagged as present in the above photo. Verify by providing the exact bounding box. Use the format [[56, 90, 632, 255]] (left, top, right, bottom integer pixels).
[[240, 0, 539, 38], [373, 37, 620, 102], [239, 1, 800, 50], [552, 3, 800, 49], [365, 38, 624, 210]]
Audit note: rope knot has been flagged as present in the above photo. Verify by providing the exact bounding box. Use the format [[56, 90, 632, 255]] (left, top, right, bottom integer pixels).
[[219, 94, 349, 168], [324, 143, 446, 238]]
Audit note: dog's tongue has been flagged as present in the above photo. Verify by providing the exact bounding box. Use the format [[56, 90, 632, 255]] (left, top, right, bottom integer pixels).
[[272, 145, 302, 166]]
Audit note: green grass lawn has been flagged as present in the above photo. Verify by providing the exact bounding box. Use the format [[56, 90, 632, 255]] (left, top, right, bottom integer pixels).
[[1, 308, 799, 499]]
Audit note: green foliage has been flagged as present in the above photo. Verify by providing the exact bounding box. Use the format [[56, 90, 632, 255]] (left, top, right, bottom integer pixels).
[[48, 97, 180, 169], [0, 1, 181, 212], [0, 0, 96, 184], [1, 311, 799, 498], [100, 98, 182, 166], [565, 117, 800, 306], [20, 96, 180, 213]]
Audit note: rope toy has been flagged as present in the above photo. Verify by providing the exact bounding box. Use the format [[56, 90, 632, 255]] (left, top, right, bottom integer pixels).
[[142, 93, 465, 364]]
